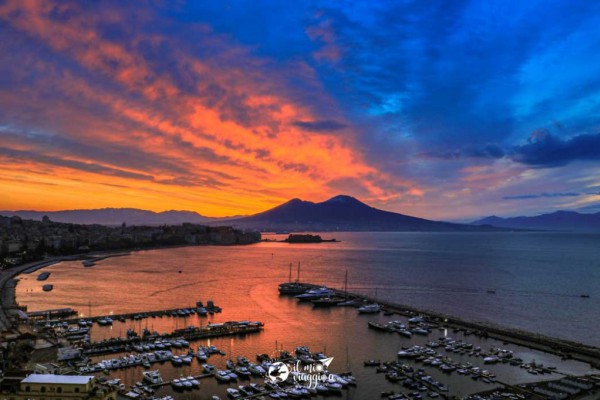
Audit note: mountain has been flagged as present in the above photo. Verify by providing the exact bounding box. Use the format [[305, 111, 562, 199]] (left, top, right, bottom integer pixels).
[[471, 210, 600, 231], [0, 208, 212, 226], [222, 195, 501, 232]]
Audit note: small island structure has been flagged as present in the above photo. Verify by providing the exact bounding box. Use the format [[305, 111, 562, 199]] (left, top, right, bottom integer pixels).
[[283, 234, 338, 243]]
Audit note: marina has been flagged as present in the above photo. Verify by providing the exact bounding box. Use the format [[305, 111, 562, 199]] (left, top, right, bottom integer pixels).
[[37, 301, 223, 327], [6, 235, 600, 399]]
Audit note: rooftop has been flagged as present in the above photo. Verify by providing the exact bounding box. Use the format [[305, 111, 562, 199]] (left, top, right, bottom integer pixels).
[[22, 374, 93, 385]]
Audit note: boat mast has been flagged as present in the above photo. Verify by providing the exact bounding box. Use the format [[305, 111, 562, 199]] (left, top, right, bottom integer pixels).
[[344, 269, 348, 300], [288, 263, 292, 283], [296, 262, 300, 283]]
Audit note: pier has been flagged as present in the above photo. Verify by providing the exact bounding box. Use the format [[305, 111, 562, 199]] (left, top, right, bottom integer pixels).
[[37, 304, 221, 326], [81, 321, 263, 356]]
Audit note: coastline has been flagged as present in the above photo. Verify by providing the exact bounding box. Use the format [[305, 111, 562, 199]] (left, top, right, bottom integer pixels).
[[0, 248, 138, 331], [0, 240, 261, 331]]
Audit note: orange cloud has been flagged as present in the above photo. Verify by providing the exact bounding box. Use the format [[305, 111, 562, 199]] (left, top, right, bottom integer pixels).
[[0, 0, 411, 216]]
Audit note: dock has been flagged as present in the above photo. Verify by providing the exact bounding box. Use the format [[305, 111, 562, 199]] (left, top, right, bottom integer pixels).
[[35, 304, 222, 326], [81, 321, 264, 356]]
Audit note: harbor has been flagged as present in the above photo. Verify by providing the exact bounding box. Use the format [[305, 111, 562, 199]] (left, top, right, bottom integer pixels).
[[4, 239, 600, 399]]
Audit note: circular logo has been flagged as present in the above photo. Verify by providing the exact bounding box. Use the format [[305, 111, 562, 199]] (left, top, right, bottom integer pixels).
[[267, 362, 290, 383]]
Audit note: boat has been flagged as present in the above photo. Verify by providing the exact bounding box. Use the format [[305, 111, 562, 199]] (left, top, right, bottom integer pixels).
[[37, 272, 51, 281], [142, 370, 163, 385], [483, 356, 499, 364], [171, 379, 184, 390], [97, 317, 113, 326], [42, 284, 53, 292], [186, 376, 200, 388], [238, 386, 253, 396], [295, 287, 334, 302], [364, 359, 381, 366], [202, 364, 215, 374], [181, 378, 193, 389], [357, 304, 381, 313], [227, 388, 241, 399], [337, 299, 360, 307], [311, 296, 345, 307], [581, 294, 590, 298], [215, 370, 231, 382], [171, 356, 183, 366], [227, 371, 238, 381], [236, 366, 251, 378]]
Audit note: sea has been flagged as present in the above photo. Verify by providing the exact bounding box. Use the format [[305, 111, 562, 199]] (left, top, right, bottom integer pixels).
[[15, 232, 600, 399]]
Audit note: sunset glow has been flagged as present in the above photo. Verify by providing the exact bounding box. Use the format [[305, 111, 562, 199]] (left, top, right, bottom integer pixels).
[[2, 1, 600, 219]]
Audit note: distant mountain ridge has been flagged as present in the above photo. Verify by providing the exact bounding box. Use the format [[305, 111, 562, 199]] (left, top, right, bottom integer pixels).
[[471, 210, 600, 231], [2, 195, 503, 231], [0, 208, 212, 226], [223, 195, 501, 232]]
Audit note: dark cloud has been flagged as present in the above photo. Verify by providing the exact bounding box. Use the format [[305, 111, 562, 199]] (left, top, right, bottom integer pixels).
[[0, 147, 154, 181], [292, 120, 347, 132], [503, 192, 580, 200], [511, 132, 600, 168], [419, 143, 505, 160]]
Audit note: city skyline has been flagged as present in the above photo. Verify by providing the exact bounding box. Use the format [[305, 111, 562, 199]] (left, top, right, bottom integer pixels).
[[2, 1, 600, 219]]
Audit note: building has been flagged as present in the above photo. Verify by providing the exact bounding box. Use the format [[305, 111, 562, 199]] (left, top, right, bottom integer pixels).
[[4, 374, 116, 400]]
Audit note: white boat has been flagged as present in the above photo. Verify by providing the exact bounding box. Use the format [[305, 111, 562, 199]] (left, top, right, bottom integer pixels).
[[142, 370, 163, 385], [295, 287, 334, 301], [227, 388, 241, 399], [215, 370, 231, 382], [202, 363, 215, 373], [181, 378, 193, 389], [171, 379, 184, 390], [171, 356, 183, 366], [357, 304, 381, 313], [187, 376, 200, 388]]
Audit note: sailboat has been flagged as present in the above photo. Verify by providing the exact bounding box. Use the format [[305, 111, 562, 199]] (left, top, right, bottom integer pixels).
[[337, 270, 360, 307], [278, 262, 307, 295]]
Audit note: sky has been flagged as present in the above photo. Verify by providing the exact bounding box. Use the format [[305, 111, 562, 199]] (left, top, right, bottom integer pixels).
[[1, 0, 600, 220]]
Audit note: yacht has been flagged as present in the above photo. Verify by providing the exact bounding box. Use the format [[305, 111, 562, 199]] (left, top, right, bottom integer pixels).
[[236, 366, 251, 378], [215, 370, 231, 382], [357, 304, 381, 313], [181, 377, 193, 389], [142, 370, 163, 385], [202, 363, 215, 373], [295, 287, 334, 301], [278, 282, 307, 295], [186, 376, 200, 388], [171, 379, 184, 390], [171, 356, 183, 366], [311, 296, 345, 307], [227, 388, 241, 399]]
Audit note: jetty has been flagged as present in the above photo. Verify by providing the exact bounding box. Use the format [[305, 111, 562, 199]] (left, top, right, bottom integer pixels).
[[81, 321, 264, 356], [296, 282, 600, 368], [33, 302, 222, 326]]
